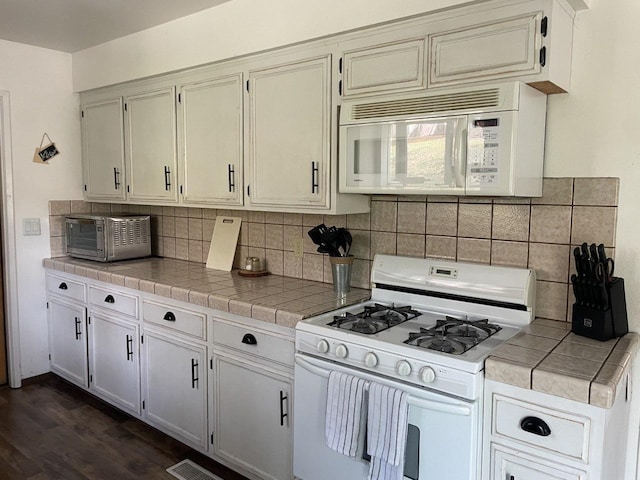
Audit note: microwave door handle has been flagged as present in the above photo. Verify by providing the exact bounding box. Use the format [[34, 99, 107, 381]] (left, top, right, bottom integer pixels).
[[453, 119, 467, 189]]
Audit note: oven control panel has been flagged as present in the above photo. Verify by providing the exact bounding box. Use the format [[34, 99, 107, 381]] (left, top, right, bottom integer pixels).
[[296, 330, 483, 400]]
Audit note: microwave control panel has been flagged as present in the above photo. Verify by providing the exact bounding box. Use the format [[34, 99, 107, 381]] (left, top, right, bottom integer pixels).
[[467, 118, 500, 187]]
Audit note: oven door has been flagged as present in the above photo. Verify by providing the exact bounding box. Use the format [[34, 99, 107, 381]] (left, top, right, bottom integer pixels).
[[294, 354, 481, 480], [65, 217, 106, 261]]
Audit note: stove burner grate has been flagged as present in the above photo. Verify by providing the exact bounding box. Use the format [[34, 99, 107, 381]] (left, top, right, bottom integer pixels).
[[403, 316, 502, 355], [328, 303, 421, 334]]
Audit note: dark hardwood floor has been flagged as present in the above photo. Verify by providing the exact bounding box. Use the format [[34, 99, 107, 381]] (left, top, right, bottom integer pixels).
[[0, 375, 249, 480]]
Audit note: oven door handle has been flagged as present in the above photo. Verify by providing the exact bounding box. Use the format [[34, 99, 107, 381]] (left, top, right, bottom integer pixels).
[[295, 356, 472, 417]]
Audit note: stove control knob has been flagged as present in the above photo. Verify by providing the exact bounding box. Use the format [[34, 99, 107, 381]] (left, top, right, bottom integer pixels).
[[396, 360, 412, 377], [364, 352, 378, 368], [420, 366, 436, 384], [316, 339, 330, 354], [335, 344, 349, 359]]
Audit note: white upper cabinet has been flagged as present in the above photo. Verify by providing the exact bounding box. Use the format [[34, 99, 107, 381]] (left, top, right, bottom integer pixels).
[[427, 0, 573, 93], [341, 38, 426, 98], [247, 55, 331, 209], [124, 87, 178, 203], [178, 74, 244, 206], [429, 14, 541, 87], [81, 98, 126, 201]]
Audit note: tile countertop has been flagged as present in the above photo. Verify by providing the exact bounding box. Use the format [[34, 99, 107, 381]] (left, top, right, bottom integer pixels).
[[486, 318, 640, 408], [43, 256, 370, 329]]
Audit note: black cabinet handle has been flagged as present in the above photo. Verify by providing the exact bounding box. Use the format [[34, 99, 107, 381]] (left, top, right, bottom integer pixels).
[[58, 282, 68, 290], [163, 311, 176, 322], [520, 416, 551, 437], [164, 166, 171, 191], [126, 335, 133, 361], [228, 164, 235, 192], [242, 333, 257, 346], [311, 161, 319, 193], [191, 359, 199, 389], [104, 295, 115, 304], [280, 390, 288, 426], [74, 317, 82, 340], [539, 46, 547, 67], [113, 167, 120, 190]]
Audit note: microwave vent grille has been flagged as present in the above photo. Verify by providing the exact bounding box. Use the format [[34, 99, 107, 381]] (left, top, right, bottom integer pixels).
[[351, 88, 501, 120]]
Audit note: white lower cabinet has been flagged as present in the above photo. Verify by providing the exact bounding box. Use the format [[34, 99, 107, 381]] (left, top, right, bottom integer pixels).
[[210, 317, 295, 480], [491, 444, 586, 480], [48, 297, 89, 388], [87, 311, 140, 416], [212, 353, 292, 480], [46, 270, 296, 478], [483, 379, 632, 480], [142, 329, 208, 450]]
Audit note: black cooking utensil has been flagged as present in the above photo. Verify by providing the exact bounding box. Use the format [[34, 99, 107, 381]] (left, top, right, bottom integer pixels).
[[308, 224, 328, 246]]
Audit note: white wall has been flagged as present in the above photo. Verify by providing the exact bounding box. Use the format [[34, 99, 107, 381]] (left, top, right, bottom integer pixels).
[[0, 39, 82, 378], [72, 0, 489, 91]]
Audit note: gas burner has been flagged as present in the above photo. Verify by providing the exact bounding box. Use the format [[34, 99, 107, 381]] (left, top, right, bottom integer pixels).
[[327, 303, 421, 334], [403, 316, 502, 355]]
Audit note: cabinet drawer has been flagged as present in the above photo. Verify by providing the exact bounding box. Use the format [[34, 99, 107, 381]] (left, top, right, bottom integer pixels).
[[212, 320, 294, 366], [89, 285, 138, 318], [46, 274, 86, 303], [492, 394, 590, 462], [143, 300, 206, 340]]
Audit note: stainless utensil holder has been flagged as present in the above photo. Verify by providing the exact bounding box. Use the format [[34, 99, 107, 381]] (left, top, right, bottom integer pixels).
[[330, 256, 354, 296]]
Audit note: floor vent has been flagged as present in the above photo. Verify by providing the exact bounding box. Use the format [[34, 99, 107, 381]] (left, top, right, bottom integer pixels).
[[166, 459, 223, 480]]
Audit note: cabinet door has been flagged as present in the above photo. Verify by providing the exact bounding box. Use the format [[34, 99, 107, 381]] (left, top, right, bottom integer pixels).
[[81, 98, 126, 201], [142, 330, 207, 449], [48, 298, 88, 388], [125, 87, 178, 203], [88, 312, 140, 416], [212, 353, 292, 480], [248, 55, 330, 209], [179, 75, 243, 206], [429, 13, 542, 88], [342, 39, 426, 97], [491, 444, 587, 480]]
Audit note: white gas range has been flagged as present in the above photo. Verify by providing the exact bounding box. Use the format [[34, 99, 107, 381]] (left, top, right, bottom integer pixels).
[[293, 254, 536, 480]]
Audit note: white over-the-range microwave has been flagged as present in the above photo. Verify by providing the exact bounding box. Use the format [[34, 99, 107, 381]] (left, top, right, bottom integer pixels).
[[338, 81, 547, 196]]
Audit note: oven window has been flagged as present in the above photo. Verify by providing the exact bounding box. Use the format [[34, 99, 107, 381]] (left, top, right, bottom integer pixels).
[[362, 423, 420, 480], [67, 222, 98, 251]]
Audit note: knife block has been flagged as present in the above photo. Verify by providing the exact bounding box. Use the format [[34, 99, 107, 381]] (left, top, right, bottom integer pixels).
[[572, 277, 628, 341]]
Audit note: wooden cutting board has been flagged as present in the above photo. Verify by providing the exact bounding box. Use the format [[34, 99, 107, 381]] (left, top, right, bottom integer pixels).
[[205, 216, 242, 271]]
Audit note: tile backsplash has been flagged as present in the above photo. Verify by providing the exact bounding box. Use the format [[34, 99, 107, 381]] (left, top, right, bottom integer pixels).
[[49, 177, 619, 323]]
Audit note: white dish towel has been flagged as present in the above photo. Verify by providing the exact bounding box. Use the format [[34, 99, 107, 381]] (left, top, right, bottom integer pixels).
[[367, 382, 409, 480], [325, 371, 367, 457]]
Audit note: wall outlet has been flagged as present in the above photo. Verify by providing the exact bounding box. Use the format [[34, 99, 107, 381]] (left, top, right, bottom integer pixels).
[[293, 237, 304, 258]]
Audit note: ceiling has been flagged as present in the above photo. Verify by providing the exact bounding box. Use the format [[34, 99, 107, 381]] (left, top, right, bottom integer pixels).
[[0, 0, 232, 53]]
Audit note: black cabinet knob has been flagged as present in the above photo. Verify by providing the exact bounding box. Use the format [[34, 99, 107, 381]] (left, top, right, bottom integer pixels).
[[242, 333, 257, 345], [58, 282, 68, 290], [520, 416, 551, 437], [163, 311, 176, 322], [104, 295, 115, 303]]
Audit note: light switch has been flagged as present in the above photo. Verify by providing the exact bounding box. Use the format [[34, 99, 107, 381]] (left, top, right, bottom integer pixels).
[[23, 218, 41, 236]]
